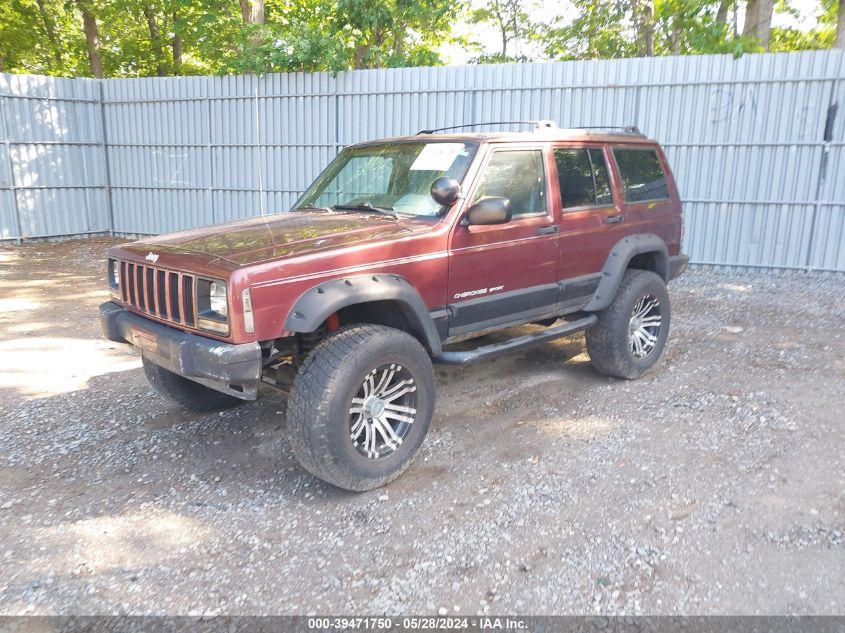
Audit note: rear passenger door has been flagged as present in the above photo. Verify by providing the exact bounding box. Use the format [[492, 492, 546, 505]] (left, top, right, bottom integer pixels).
[[551, 145, 627, 308]]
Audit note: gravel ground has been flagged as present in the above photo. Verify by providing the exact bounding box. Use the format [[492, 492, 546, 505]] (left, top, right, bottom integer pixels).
[[0, 238, 843, 616]]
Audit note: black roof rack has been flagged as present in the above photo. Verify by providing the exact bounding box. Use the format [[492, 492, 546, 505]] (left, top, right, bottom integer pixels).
[[417, 120, 557, 134], [569, 125, 644, 136], [416, 121, 644, 136]]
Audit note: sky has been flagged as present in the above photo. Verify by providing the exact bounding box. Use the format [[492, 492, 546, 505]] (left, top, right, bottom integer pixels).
[[440, 0, 825, 66]]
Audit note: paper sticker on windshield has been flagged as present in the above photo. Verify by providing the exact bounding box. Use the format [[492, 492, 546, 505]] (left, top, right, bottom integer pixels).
[[410, 143, 465, 171]]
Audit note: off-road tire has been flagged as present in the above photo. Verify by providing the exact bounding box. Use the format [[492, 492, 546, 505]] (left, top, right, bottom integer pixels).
[[287, 324, 436, 491], [142, 358, 243, 412], [586, 269, 671, 380]]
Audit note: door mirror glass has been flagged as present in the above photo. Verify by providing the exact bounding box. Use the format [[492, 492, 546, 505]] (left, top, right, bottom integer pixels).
[[430, 177, 461, 206], [465, 197, 511, 225]]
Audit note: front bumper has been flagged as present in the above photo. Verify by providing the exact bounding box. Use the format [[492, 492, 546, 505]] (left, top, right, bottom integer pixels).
[[99, 301, 262, 400]]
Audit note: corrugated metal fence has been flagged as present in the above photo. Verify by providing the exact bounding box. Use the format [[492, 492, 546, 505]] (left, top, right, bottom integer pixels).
[[1, 50, 843, 272]]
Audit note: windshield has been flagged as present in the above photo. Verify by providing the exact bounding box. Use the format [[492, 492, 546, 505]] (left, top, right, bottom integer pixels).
[[294, 141, 478, 218]]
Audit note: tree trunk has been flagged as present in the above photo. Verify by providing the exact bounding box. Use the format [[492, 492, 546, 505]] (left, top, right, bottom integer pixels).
[[35, 0, 63, 70], [635, 0, 654, 56], [835, 0, 845, 49], [77, 1, 104, 78], [239, 0, 265, 49], [716, 0, 731, 25], [353, 44, 371, 69], [172, 9, 183, 74], [671, 10, 682, 54], [144, 6, 166, 76], [743, 0, 757, 38], [492, 4, 508, 57], [239, 0, 265, 24], [743, 0, 774, 50], [391, 24, 406, 60]]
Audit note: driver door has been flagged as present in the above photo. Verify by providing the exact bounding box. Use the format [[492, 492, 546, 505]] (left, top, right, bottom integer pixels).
[[446, 145, 560, 338]]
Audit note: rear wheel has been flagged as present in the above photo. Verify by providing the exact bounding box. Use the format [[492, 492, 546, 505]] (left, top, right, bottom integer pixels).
[[585, 269, 670, 379], [142, 358, 242, 412], [287, 324, 436, 491]]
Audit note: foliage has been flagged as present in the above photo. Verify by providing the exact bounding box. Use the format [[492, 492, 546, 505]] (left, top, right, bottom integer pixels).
[[466, 0, 539, 62], [542, 0, 638, 60], [541, 0, 768, 60], [0, 0, 839, 77], [0, 0, 460, 76], [769, 0, 837, 51]]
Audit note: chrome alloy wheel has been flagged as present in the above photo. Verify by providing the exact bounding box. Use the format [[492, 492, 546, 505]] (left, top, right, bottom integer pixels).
[[628, 294, 662, 359], [349, 363, 417, 459]]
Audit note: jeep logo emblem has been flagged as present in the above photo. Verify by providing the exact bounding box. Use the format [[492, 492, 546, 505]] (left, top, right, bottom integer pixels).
[[145, 252, 159, 263]]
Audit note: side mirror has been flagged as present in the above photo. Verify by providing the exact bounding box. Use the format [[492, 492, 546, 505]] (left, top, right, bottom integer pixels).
[[430, 177, 461, 206], [464, 197, 511, 226]]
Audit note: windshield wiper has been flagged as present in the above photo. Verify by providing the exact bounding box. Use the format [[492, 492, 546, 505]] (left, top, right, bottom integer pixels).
[[294, 204, 332, 213], [332, 202, 397, 218]]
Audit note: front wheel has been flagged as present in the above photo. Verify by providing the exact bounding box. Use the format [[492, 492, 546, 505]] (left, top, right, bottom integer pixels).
[[286, 324, 436, 491], [585, 269, 671, 380]]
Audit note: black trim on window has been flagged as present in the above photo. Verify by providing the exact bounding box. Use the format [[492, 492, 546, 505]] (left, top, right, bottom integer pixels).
[[470, 148, 550, 220], [611, 147, 670, 204], [554, 147, 614, 210]]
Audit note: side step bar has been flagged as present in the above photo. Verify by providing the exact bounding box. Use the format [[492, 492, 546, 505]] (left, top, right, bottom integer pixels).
[[433, 315, 597, 366]]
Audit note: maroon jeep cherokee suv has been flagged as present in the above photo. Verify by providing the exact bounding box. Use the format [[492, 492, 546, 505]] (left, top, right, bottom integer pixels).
[[100, 123, 688, 490]]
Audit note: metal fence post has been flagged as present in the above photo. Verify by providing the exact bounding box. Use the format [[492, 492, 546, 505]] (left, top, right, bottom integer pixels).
[[254, 85, 266, 216], [334, 91, 340, 158], [804, 80, 839, 272], [205, 94, 216, 223], [98, 80, 116, 236], [0, 94, 24, 244]]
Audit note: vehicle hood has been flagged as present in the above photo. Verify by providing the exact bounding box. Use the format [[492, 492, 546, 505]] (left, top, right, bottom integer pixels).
[[119, 211, 428, 267]]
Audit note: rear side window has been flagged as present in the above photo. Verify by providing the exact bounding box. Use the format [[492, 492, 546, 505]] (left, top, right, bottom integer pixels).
[[613, 148, 669, 203], [554, 148, 613, 209]]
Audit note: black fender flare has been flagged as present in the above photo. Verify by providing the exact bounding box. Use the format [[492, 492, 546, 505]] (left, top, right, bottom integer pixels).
[[584, 234, 669, 312], [284, 274, 443, 356]]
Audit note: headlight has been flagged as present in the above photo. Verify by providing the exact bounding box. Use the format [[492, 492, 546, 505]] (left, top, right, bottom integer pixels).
[[196, 278, 229, 335], [108, 258, 120, 289], [209, 281, 228, 316]]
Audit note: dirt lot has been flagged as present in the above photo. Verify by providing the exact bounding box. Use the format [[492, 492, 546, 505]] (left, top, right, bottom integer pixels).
[[0, 238, 843, 616]]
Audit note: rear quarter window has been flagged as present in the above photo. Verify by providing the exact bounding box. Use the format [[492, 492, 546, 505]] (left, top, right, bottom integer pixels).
[[612, 147, 669, 203]]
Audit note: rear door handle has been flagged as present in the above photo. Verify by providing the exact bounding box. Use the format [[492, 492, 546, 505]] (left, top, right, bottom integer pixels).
[[536, 225, 560, 235], [604, 215, 624, 224]]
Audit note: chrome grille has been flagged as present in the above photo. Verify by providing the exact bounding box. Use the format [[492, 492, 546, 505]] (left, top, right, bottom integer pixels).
[[119, 260, 197, 328]]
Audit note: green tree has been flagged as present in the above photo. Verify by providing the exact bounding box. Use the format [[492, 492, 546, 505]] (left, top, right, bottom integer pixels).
[[769, 0, 838, 51], [542, 0, 763, 60], [0, 0, 840, 77], [543, 0, 636, 60], [467, 0, 538, 62]]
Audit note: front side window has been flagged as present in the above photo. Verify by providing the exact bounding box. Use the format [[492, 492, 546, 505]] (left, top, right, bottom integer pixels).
[[613, 148, 669, 203], [554, 148, 613, 209], [295, 142, 477, 218], [472, 150, 547, 218]]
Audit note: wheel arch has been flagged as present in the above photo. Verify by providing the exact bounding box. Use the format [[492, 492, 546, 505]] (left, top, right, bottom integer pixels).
[[284, 274, 443, 356], [584, 234, 669, 312]]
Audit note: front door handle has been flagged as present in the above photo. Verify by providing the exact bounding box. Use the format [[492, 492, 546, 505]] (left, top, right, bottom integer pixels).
[[536, 225, 560, 236], [604, 215, 624, 224]]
